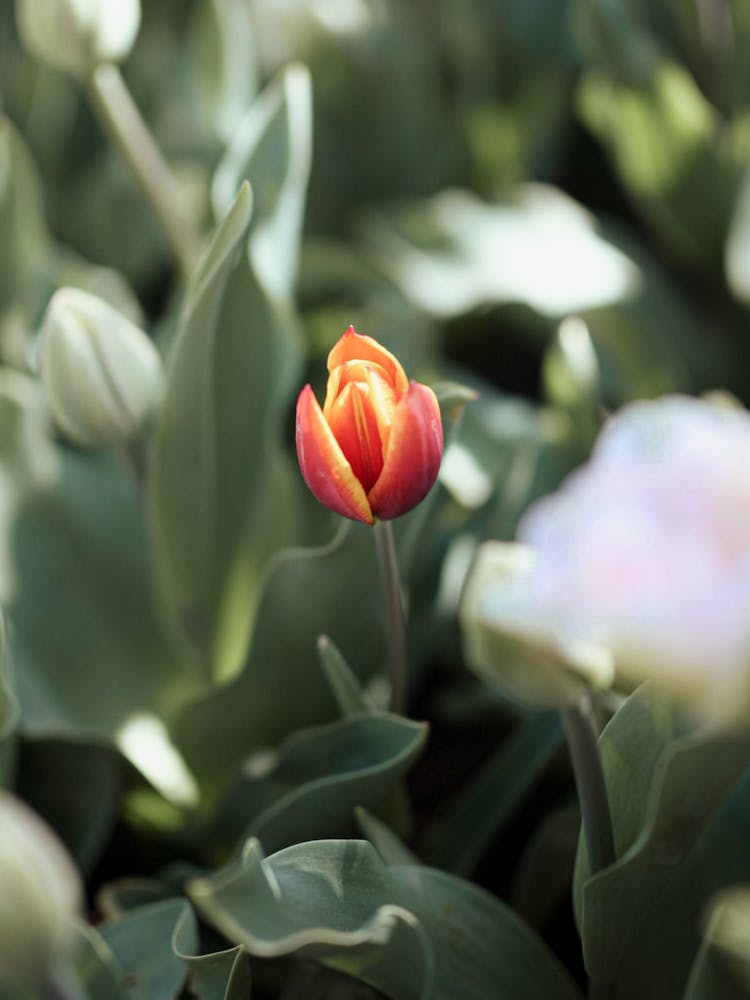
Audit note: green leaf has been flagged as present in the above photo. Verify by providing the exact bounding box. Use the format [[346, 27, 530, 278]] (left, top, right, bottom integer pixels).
[[151, 65, 312, 678], [206, 713, 427, 855], [0, 114, 51, 313], [573, 685, 750, 999], [355, 807, 420, 868], [189, 838, 583, 1000], [0, 369, 195, 740], [100, 899, 195, 1000], [577, 61, 747, 265], [172, 904, 251, 1000], [149, 182, 253, 661], [212, 64, 312, 301], [317, 636, 375, 717], [281, 961, 386, 999], [70, 921, 127, 1000], [175, 523, 386, 785], [363, 186, 641, 320], [186, 0, 259, 145]]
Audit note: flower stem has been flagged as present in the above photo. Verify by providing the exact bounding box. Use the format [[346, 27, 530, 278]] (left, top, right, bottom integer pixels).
[[562, 697, 615, 876], [374, 520, 407, 715], [85, 63, 200, 278]]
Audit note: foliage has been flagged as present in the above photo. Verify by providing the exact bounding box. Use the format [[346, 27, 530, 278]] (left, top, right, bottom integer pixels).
[[2, 0, 750, 997]]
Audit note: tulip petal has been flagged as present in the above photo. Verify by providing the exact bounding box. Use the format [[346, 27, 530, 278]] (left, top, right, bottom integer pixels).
[[368, 382, 443, 521], [325, 382, 384, 493], [327, 327, 409, 397], [296, 385, 373, 524]]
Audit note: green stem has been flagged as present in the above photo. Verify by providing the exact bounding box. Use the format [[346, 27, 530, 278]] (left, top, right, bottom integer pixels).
[[85, 63, 200, 278], [374, 520, 407, 715], [562, 697, 615, 877], [122, 438, 147, 495]]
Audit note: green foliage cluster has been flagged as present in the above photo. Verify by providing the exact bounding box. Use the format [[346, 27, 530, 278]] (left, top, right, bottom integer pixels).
[[2, 1, 750, 997]]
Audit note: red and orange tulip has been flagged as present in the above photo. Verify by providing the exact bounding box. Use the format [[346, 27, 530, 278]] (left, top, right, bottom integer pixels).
[[296, 326, 444, 524]]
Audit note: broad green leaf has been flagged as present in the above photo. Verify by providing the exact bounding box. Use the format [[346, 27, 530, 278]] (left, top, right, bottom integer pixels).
[[0, 369, 195, 740], [578, 61, 748, 265], [189, 838, 582, 1000], [212, 64, 312, 301], [150, 183, 253, 660], [175, 523, 386, 784], [573, 685, 750, 999], [70, 921, 127, 1000], [206, 713, 427, 855], [0, 114, 50, 312], [424, 711, 563, 875], [187, 0, 259, 144], [363, 186, 641, 320], [97, 880, 173, 921], [172, 904, 251, 1000], [152, 65, 311, 678], [572, 0, 661, 86], [100, 899, 195, 1000], [282, 961, 386, 999]]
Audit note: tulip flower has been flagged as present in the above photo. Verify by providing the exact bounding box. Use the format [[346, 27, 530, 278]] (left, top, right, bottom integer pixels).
[[462, 395, 750, 726], [16, 0, 141, 77], [296, 326, 443, 524]]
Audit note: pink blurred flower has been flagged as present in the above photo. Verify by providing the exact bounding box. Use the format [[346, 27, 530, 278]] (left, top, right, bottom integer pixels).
[[466, 396, 750, 723]]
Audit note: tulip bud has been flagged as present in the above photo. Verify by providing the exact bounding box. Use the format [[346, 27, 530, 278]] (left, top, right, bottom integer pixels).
[[296, 326, 444, 524], [39, 287, 163, 449], [0, 790, 82, 989], [15, 0, 141, 77]]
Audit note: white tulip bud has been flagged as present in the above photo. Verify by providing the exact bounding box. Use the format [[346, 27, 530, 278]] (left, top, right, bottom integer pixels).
[[16, 0, 141, 77], [39, 287, 163, 449], [0, 790, 82, 988]]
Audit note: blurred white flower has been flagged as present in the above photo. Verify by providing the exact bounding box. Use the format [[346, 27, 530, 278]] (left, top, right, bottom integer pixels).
[[0, 790, 82, 988], [16, 0, 141, 77], [463, 396, 750, 724]]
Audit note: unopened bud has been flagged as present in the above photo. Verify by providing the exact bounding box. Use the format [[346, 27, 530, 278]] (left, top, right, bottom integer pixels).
[[0, 790, 82, 989], [39, 287, 163, 449], [16, 0, 141, 77]]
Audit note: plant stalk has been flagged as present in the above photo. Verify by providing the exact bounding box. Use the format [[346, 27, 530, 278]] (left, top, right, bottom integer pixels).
[[85, 63, 200, 278], [562, 697, 615, 877], [374, 519, 407, 715]]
